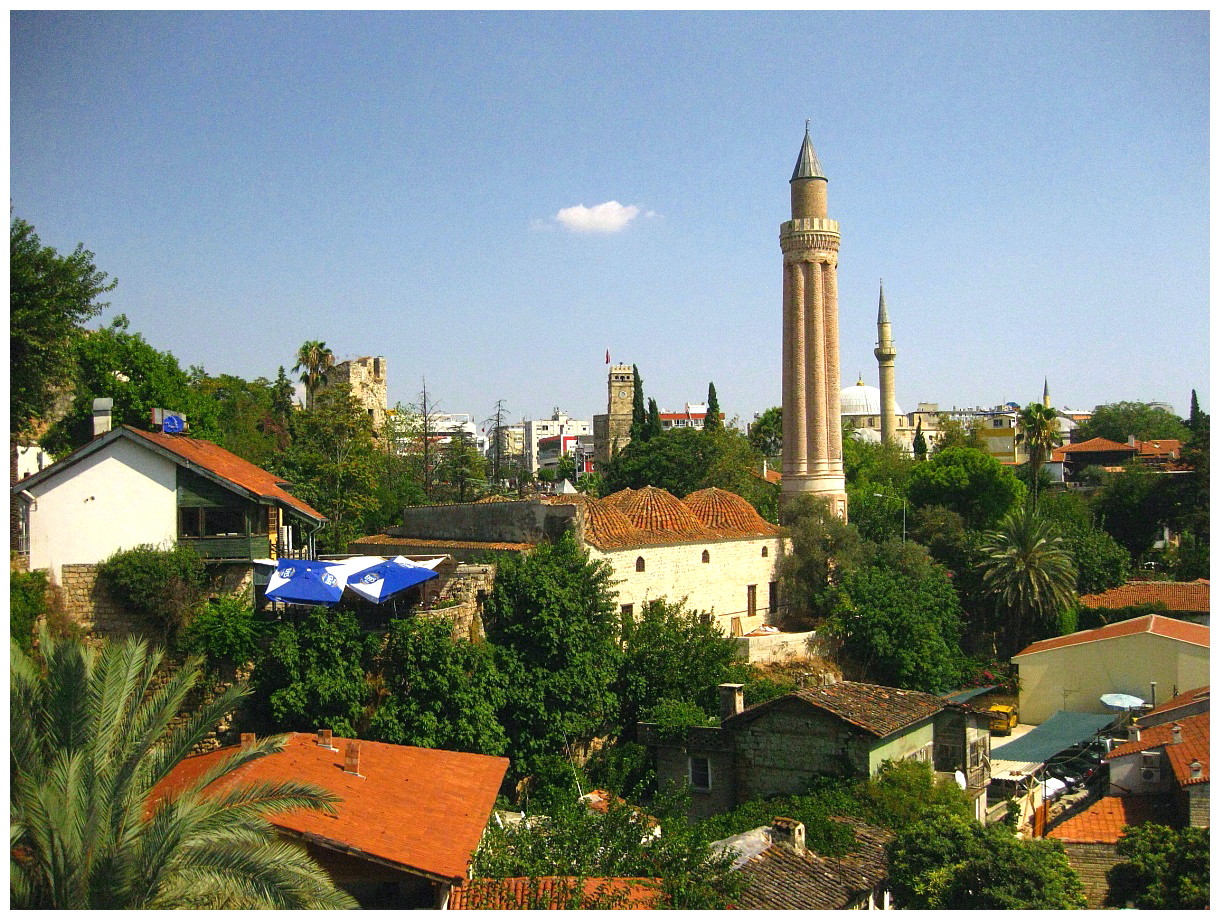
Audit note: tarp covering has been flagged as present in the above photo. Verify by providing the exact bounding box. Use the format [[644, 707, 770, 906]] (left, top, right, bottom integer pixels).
[[991, 710, 1118, 764], [941, 685, 997, 704]]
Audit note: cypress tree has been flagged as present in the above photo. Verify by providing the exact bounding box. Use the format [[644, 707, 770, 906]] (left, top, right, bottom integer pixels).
[[644, 398, 663, 441], [1189, 389, 1202, 431], [913, 418, 927, 461], [630, 365, 646, 441], [705, 382, 723, 432]]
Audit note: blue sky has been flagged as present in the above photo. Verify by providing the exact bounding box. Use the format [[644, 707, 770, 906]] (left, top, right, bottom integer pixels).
[[11, 11, 1209, 428]]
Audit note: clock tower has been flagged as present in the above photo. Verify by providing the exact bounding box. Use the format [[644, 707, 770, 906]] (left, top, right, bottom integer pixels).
[[593, 363, 636, 468]]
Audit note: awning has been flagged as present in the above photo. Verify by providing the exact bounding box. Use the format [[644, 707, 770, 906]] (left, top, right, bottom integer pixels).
[[941, 685, 998, 705], [991, 710, 1118, 764]]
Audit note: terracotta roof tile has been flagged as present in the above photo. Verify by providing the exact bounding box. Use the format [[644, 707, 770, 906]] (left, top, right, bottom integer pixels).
[[1140, 685, 1209, 720], [151, 734, 508, 883], [683, 487, 780, 537], [1048, 795, 1178, 844], [1106, 712, 1209, 785], [731, 681, 945, 738], [1080, 580, 1209, 614], [126, 426, 324, 521], [1013, 614, 1209, 657], [600, 488, 636, 510], [450, 877, 665, 909], [1054, 437, 1139, 455], [617, 486, 718, 541], [734, 818, 893, 910], [350, 534, 535, 552], [1134, 438, 1182, 459]]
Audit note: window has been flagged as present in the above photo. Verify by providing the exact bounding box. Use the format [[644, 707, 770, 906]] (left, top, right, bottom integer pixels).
[[636, 556, 646, 572], [179, 506, 248, 538], [701, 550, 710, 564], [761, 546, 768, 558], [689, 756, 711, 791], [747, 584, 757, 617], [621, 603, 634, 619], [769, 581, 779, 613]]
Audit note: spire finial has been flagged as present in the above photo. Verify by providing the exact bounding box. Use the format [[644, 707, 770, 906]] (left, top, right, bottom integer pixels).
[[805, 118, 810, 133]]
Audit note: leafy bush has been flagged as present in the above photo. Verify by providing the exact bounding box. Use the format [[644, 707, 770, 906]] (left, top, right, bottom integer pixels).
[[642, 698, 718, 744], [10, 569, 48, 651], [98, 543, 207, 634], [1106, 824, 1209, 909], [178, 596, 260, 672]]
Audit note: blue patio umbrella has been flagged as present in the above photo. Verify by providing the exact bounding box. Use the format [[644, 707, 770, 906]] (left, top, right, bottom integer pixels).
[[345, 556, 440, 604], [265, 559, 347, 607]]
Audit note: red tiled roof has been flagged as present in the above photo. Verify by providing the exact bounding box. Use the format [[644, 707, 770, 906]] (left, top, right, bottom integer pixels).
[[449, 877, 665, 909], [1080, 580, 1209, 614], [1134, 438, 1182, 459], [619, 486, 716, 540], [731, 681, 945, 738], [1013, 614, 1209, 657], [127, 426, 324, 521], [684, 487, 780, 538], [1048, 795, 1178, 844], [1140, 685, 1209, 720], [151, 733, 509, 883], [1053, 437, 1138, 457], [1106, 712, 1209, 786]]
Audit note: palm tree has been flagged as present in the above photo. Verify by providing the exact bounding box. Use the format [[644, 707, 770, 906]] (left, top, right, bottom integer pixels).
[[979, 506, 1077, 658], [293, 340, 335, 411], [10, 630, 356, 909], [1016, 402, 1061, 509]]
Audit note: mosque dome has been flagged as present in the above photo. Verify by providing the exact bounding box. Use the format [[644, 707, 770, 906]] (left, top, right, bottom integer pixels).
[[683, 488, 776, 536], [840, 377, 902, 417]]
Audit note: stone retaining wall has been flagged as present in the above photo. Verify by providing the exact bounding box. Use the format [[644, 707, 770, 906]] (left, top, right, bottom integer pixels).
[[732, 628, 821, 664], [420, 563, 495, 640], [1061, 841, 1119, 908]]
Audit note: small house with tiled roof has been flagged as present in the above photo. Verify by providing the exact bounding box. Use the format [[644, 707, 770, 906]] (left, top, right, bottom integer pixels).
[[711, 816, 894, 910], [12, 424, 326, 585], [1012, 615, 1209, 725], [354, 486, 781, 636], [1081, 579, 1209, 625], [1105, 712, 1209, 826], [153, 731, 509, 909], [640, 681, 990, 820], [1135, 685, 1209, 729]]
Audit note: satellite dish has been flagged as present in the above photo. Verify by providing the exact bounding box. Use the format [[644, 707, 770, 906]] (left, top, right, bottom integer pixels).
[[162, 414, 185, 435], [1100, 693, 1145, 711]]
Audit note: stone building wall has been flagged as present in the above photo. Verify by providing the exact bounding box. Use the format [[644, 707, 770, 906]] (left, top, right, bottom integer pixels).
[[420, 563, 495, 641], [1060, 842, 1119, 908], [325, 357, 388, 430]]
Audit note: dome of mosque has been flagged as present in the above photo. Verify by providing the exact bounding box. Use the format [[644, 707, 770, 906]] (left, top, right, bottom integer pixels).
[[840, 377, 902, 417]]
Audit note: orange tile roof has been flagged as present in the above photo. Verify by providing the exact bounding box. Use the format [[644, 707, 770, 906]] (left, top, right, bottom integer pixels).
[[126, 426, 324, 521], [1048, 795, 1178, 844], [1134, 438, 1182, 459], [151, 733, 509, 883], [449, 877, 665, 909], [1140, 685, 1209, 720], [1013, 614, 1209, 657], [1106, 712, 1209, 786], [684, 487, 780, 537], [619, 486, 716, 540], [1080, 580, 1209, 614], [1053, 437, 1138, 456]]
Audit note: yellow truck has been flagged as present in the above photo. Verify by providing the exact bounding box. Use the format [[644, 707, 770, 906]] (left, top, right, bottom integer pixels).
[[987, 704, 1018, 735]]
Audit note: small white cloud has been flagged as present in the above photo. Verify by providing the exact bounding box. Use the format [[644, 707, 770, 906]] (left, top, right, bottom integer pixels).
[[554, 201, 643, 233]]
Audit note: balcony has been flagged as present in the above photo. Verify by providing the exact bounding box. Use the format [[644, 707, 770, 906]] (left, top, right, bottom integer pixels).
[[179, 535, 271, 561]]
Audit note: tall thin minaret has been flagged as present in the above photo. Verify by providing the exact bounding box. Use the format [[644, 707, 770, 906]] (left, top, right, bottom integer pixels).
[[874, 281, 898, 445], [780, 125, 847, 519], [1043, 378, 1051, 408]]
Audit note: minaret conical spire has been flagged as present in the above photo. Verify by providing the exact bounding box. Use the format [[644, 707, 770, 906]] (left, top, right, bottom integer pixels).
[[791, 121, 826, 182], [878, 280, 890, 325], [1043, 378, 1050, 408]]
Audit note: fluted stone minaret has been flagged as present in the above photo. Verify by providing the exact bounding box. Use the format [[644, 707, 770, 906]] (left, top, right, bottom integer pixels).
[[874, 281, 898, 445], [780, 125, 847, 519]]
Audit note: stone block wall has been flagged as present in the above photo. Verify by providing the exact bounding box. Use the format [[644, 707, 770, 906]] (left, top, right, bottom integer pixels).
[[397, 499, 577, 544], [732, 628, 820, 663], [60, 562, 160, 640], [420, 563, 495, 641], [1060, 842, 1119, 908]]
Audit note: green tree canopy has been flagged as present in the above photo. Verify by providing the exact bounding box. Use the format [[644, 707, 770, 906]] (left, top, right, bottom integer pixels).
[[11, 630, 355, 909], [483, 532, 622, 780], [907, 447, 1026, 530], [1016, 402, 1062, 507], [630, 365, 646, 441], [253, 608, 378, 738], [1077, 401, 1191, 443], [188, 369, 291, 467], [887, 811, 1086, 909], [778, 494, 867, 623], [617, 598, 738, 736], [704, 382, 722, 432], [437, 430, 487, 502], [41, 315, 217, 456], [368, 616, 507, 755], [748, 406, 782, 458], [1105, 824, 1209, 909], [932, 416, 987, 454], [11, 216, 116, 437], [1092, 463, 1176, 562]]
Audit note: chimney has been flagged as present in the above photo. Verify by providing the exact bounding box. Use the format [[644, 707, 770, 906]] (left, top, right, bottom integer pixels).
[[1171, 723, 1183, 744], [1190, 759, 1202, 779], [343, 740, 362, 776], [1150, 682, 1157, 708], [1133, 726, 1141, 742], [719, 683, 745, 722], [92, 398, 114, 438], [240, 732, 256, 747], [1128, 434, 1136, 447], [317, 728, 336, 750], [771, 817, 806, 856]]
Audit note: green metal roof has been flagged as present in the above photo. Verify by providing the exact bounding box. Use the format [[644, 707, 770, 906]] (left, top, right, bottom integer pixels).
[[941, 685, 997, 705], [991, 710, 1118, 764]]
